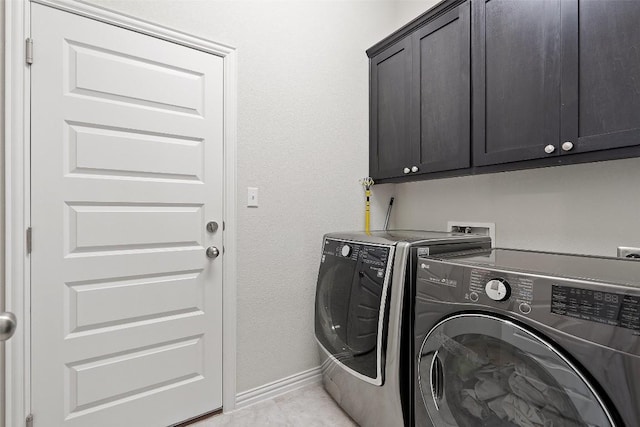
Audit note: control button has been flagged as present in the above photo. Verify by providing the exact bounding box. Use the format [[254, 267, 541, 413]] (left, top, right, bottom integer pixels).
[[469, 292, 479, 302], [519, 303, 532, 315], [485, 278, 511, 302], [341, 245, 352, 257]]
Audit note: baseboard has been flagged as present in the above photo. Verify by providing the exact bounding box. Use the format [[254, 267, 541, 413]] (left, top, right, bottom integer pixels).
[[234, 366, 323, 410]]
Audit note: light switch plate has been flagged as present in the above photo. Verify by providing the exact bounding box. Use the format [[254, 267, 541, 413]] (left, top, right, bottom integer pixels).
[[247, 187, 258, 207]]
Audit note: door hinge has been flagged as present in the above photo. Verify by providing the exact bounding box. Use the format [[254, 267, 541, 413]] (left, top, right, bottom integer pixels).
[[25, 38, 33, 65], [26, 227, 32, 254], [26, 414, 33, 427]]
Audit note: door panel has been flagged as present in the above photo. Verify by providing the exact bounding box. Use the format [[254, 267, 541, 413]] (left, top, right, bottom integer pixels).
[[473, 0, 562, 166], [31, 4, 223, 426], [370, 38, 413, 180], [561, 0, 640, 155], [412, 3, 470, 174]]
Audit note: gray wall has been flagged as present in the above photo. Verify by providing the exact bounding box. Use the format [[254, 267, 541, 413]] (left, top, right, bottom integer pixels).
[[78, 0, 399, 393]]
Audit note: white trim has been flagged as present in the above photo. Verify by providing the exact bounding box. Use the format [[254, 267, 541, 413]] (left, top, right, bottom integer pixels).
[[234, 367, 323, 411], [5, 1, 30, 426], [4, 0, 239, 424], [222, 47, 239, 413], [32, 0, 235, 57]]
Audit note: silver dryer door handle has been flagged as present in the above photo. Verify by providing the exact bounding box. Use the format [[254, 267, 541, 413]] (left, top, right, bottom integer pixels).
[[0, 312, 17, 342]]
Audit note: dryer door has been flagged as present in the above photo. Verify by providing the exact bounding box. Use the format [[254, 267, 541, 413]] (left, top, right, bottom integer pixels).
[[418, 314, 617, 427], [314, 239, 394, 384]]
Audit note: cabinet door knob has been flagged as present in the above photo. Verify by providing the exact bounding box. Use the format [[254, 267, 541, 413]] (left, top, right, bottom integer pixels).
[[544, 144, 556, 154], [562, 141, 574, 152], [403, 167, 410, 174], [411, 166, 419, 173]]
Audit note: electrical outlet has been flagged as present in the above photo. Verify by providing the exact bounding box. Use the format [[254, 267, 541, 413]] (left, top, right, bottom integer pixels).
[[448, 221, 495, 246], [617, 246, 640, 259]]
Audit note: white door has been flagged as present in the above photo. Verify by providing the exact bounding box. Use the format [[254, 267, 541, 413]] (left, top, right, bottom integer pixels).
[[30, 4, 224, 426]]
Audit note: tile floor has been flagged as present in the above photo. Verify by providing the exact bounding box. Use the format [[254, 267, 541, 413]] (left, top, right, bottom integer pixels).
[[192, 383, 357, 427]]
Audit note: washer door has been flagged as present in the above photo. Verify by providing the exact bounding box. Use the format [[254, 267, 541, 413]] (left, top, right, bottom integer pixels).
[[418, 314, 617, 427]]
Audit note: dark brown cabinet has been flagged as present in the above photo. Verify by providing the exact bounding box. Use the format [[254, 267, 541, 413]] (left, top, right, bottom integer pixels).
[[368, 0, 640, 182], [369, 38, 412, 179], [412, 4, 471, 173], [473, 0, 561, 166], [561, 0, 640, 156], [369, 1, 470, 180]]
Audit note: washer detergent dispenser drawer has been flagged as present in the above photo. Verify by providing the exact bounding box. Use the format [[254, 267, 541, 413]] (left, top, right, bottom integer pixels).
[[315, 238, 392, 383]]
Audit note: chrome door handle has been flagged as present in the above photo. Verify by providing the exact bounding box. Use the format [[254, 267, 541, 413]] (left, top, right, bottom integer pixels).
[[0, 312, 17, 342], [206, 246, 220, 259]]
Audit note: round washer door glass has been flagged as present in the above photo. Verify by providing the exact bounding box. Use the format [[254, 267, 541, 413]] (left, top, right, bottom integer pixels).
[[418, 314, 616, 427]]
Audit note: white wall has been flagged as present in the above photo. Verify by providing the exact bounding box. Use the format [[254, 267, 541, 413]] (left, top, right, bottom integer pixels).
[[393, 0, 441, 27], [392, 158, 640, 257], [77, 0, 398, 393]]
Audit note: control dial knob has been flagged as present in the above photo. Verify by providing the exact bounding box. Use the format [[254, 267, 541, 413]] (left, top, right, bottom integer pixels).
[[485, 278, 511, 301], [341, 245, 352, 257]]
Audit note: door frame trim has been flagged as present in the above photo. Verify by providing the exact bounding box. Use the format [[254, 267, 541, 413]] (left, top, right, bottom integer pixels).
[[4, 1, 238, 425]]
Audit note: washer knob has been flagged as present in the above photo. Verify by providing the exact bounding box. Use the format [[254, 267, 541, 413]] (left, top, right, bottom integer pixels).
[[485, 278, 511, 301], [341, 245, 352, 257], [562, 141, 574, 152], [544, 144, 556, 154], [519, 302, 532, 314], [403, 167, 410, 174], [411, 166, 419, 173]]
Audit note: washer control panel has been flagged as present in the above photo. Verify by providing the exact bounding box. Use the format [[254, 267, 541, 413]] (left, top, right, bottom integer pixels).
[[469, 269, 534, 309], [485, 278, 511, 301]]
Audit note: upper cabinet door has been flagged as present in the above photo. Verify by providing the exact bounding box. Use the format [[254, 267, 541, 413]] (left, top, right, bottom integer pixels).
[[370, 38, 413, 180], [473, 0, 562, 166], [561, 1, 640, 156], [411, 2, 471, 174]]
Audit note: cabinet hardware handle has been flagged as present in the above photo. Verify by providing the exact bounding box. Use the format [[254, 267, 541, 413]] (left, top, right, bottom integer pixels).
[[403, 167, 410, 174], [562, 141, 574, 152], [544, 145, 556, 154], [411, 166, 419, 173]]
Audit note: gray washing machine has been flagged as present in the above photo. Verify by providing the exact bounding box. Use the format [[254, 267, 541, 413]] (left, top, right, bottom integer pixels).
[[414, 248, 640, 427], [314, 230, 491, 427]]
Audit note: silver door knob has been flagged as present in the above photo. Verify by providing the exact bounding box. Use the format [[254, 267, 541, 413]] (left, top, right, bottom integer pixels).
[[561, 141, 574, 152], [0, 312, 17, 342], [206, 221, 219, 233], [544, 144, 556, 154], [206, 246, 220, 259], [411, 166, 419, 173], [403, 167, 410, 174]]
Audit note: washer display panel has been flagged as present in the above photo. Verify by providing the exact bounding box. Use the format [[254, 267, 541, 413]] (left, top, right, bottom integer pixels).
[[418, 314, 615, 427]]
